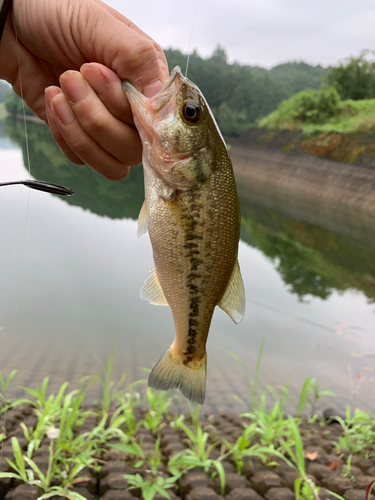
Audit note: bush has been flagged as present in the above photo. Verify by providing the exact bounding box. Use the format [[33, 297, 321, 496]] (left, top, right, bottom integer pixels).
[[325, 50, 375, 100], [260, 86, 341, 128]]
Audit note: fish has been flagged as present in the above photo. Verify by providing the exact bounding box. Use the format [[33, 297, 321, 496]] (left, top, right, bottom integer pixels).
[[122, 66, 245, 404]]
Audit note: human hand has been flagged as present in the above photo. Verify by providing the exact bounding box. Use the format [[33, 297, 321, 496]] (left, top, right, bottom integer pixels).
[[0, 0, 169, 179]]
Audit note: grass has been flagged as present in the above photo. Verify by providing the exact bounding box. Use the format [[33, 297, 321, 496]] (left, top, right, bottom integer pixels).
[[260, 96, 375, 135], [0, 354, 373, 500]]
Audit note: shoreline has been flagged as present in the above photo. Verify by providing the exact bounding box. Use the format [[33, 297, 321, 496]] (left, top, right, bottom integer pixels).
[[233, 127, 375, 167]]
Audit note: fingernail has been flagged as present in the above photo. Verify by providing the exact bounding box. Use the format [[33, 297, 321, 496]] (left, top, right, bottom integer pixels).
[[60, 71, 88, 104], [45, 86, 62, 109], [81, 63, 107, 94], [51, 94, 76, 126], [143, 80, 163, 98]]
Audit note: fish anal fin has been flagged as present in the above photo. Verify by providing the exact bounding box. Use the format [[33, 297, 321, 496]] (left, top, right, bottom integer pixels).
[[218, 260, 245, 324], [148, 347, 207, 404], [140, 268, 168, 306], [137, 199, 148, 238]]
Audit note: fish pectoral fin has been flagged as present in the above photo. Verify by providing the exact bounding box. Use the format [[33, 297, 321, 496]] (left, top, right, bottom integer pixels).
[[164, 196, 195, 233], [218, 260, 245, 324], [137, 199, 148, 238], [140, 268, 169, 306]]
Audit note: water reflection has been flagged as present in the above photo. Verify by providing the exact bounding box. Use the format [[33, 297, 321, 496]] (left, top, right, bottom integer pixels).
[[240, 198, 375, 304], [4, 117, 144, 220], [5, 116, 375, 304]]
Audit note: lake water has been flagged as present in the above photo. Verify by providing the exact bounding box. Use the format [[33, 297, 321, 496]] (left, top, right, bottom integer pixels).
[[0, 116, 374, 414]]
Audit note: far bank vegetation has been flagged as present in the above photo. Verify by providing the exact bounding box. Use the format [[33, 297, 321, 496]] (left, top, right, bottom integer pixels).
[[260, 50, 375, 135], [1, 47, 329, 137]]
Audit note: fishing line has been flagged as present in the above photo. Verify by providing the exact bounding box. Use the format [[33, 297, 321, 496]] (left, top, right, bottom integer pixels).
[[15, 30, 31, 176], [185, 0, 199, 78], [14, 27, 32, 265]]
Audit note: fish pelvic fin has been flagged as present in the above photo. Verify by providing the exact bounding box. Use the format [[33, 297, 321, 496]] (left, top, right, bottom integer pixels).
[[148, 348, 207, 404]]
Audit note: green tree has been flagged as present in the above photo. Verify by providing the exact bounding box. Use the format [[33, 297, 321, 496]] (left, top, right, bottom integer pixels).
[[163, 46, 330, 136], [5, 90, 34, 116], [325, 50, 375, 100], [0, 79, 11, 103], [271, 61, 329, 96]]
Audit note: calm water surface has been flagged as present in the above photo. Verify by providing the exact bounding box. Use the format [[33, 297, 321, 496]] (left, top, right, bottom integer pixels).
[[0, 117, 374, 413]]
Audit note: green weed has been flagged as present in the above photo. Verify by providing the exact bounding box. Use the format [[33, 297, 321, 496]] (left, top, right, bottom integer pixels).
[[221, 422, 267, 474], [124, 472, 178, 500], [0, 370, 19, 413], [241, 386, 295, 449], [111, 440, 146, 468], [269, 418, 345, 500], [225, 337, 265, 410], [342, 454, 354, 481], [143, 387, 173, 435], [333, 407, 375, 457], [297, 377, 336, 419], [171, 421, 226, 495]]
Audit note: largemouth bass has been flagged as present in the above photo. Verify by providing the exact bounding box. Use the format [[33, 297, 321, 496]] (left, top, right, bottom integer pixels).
[[123, 67, 245, 404]]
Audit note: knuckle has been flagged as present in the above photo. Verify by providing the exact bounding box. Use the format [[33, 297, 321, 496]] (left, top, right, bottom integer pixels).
[[124, 39, 158, 71]]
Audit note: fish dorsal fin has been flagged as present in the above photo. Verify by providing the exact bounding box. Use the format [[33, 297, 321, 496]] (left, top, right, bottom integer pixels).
[[218, 260, 245, 324], [140, 268, 169, 306], [137, 199, 148, 238]]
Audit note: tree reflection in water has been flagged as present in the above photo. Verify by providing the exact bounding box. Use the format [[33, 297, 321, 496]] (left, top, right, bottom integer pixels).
[[5, 117, 375, 304]]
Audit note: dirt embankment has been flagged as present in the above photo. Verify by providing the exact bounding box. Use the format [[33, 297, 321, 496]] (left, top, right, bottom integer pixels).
[[233, 127, 375, 167]]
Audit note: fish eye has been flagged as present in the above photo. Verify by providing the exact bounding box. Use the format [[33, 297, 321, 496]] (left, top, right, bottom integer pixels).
[[182, 101, 202, 124]]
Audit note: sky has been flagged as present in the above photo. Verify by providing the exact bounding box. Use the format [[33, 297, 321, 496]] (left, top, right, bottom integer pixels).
[[105, 0, 375, 68]]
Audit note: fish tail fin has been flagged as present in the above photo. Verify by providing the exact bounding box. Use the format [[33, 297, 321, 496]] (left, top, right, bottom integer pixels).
[[148, 347, 207, 404]]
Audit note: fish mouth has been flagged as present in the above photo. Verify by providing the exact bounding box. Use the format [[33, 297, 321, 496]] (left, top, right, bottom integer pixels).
[[122, 67, 187, 168], [122, 66, 183, 115]]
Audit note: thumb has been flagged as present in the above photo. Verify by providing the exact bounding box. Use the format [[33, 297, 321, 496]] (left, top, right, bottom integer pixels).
[[76, 0, 169, 96]]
